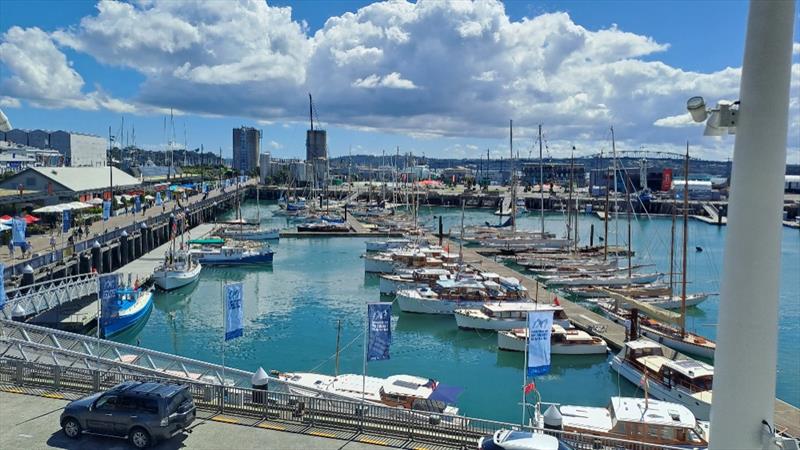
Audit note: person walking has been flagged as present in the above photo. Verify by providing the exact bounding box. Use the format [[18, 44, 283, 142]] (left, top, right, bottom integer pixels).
[[7, 240, 13, 257], [49, 234, 56, 252]]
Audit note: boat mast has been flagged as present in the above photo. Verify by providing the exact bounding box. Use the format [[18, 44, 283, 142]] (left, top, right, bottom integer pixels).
[[603, 146, 610, 261], [680, 143, 689, 337], [669, 189, 676, 298], [626, 183, 632, 278], [459, 199, 465, 266], [573, 146, 579, 253], [538, 124, 544, 235], [510, 120, 516, 234], [567, 149, 574, 246], [334, 319, 341, 377]]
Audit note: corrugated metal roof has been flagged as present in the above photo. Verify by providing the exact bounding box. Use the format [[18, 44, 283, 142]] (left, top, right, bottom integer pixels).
[[31, 166, 141, 192]]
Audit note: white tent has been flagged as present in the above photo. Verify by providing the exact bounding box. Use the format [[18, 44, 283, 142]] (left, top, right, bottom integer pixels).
[[32, 201, 95, 213]]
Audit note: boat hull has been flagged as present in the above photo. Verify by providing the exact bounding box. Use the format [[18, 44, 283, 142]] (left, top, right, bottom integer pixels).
[[547, 273, 661, 287], [199, 252, 274, 266], [497, 331, 608, 354], [455, 311, 572, 331], [610, 356, 711, 420], [365, 257, 394, 274], [218, 229, 280, 240], [153, 263, 202, 291], [603, 312, 715, 359], [102, 292, 154, 338]]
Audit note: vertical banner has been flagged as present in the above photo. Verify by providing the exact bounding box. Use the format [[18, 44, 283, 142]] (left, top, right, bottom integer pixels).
[[156, 192, 163, 206], [134, 196, 141, 212], [0, 264, 5, 310], [11, 218, 26, 246], [527, 310, 554, 376], [367, 303, 392, 361], [62, 210, 71, 233], [102, 200, 111, 221], [98, 273, 119, 328], [166, 190, 172, 201], [224, 282, 244, 341]]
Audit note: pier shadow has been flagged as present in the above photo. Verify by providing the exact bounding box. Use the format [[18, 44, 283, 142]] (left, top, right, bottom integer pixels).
[[46, 430, 189, 449]]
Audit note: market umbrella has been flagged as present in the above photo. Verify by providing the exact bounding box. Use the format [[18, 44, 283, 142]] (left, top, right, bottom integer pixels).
[[87, 198, 104, 205], [144, 195, 155, 200], [0, 215, 12, 221], [66, 201, 93, 210], [33, 205, 66, 213], [24, 215, 40, 224]]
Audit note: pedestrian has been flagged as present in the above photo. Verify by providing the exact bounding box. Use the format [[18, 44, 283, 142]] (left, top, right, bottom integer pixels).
[[125, 204, 129, 215], [7, 241, 13, 257], [49, 234, 56, 251]]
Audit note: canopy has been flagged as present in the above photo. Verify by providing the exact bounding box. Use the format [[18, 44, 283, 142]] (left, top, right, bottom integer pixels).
[[87, 198, 104, 205], [32, 205, 64, 213], [0, 215, 11, 221], [23, 215, 40, 224], [428, 383, 464, 405], [32, 201, 93, 214], [144, 195, 155, 200]]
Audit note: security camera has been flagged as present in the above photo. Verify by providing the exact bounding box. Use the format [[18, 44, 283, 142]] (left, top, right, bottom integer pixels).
[[687, 97, 708, 123]]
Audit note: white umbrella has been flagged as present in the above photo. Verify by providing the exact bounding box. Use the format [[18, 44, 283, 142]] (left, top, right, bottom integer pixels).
[[0, 223, 10, 231], [144, 195, 155, 200], [87, 198, 104, 205], [66, 201, 93, 210]]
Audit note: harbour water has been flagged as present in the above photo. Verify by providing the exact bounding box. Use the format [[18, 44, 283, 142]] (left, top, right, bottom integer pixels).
[[111, 201, 800, 423]]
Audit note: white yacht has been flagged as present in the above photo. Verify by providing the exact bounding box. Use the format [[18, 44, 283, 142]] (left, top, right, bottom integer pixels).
[[272, 372, 460, 416], [191, 243, 274, 266], [540, 397, 709, 447], [497, 325, 608, 354], [544, 272, 661, 287], [454, 302, 571, 330], [396, 277, 528, 315], [610, 339, 713, 420], [365, 238, 411, 252], [152, 249, 202, 291]]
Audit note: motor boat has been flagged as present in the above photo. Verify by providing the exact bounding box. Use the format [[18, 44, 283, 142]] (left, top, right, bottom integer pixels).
[[454, 302, 571, 330], [497, 325, 608, 354], [153, 249, 202, 291], [100, 287, 154, 338], [478, 429, 568, 450], [191, 243, 274, 266]]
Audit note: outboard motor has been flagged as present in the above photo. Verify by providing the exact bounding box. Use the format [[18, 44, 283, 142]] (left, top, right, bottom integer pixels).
[[542, 404, 563, 430]]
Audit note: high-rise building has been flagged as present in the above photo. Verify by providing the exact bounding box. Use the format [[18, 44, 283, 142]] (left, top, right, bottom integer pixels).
[[232, 126, 261, 174]]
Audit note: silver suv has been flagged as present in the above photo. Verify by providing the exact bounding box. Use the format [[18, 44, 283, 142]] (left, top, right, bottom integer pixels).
[[60, 381, 196, 448]]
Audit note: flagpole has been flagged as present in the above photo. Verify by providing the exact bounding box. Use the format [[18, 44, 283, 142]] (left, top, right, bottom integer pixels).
[[221, 279, 226, 411], [361, 305, 368, 430], [522, 313, 529, 426]]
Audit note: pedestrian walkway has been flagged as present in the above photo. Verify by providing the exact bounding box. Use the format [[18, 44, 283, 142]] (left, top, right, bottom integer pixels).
[[0, 391, 396, 450], [1, 181, 252, 267]]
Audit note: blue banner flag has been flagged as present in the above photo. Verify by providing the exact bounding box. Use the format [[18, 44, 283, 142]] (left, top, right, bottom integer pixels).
[[526, 310, 554, 377], [155, 192, 163, 206], [134, 196, 141, 212], [166, 190, 172, 201], [98, 274, 119, 328], [224, 282, 244, 341], [11, 218, 26, 246], [102, 200, 111, 221], [0, 264, 5, 310], [62, 210, 70, 233], [367, 303, 392, 361]]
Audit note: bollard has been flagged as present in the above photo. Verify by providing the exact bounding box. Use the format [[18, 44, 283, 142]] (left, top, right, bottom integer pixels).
[[590, 224, 595, 247], [21, 264, 34, 287], [251, 367, 269, 404], [11, 303, 28, 322], [91, 241, 102, 273], [438, 216, 443, 246], [79, 253, 91, 274], [120, 231, 129, 265]]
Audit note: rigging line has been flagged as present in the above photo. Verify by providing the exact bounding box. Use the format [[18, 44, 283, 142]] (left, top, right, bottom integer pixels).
[[306, 329, 365, 373]]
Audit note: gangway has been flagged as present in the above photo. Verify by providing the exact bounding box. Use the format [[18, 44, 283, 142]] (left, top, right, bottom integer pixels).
[[0, 319, 253, 387], [1, 274, 98, 320]]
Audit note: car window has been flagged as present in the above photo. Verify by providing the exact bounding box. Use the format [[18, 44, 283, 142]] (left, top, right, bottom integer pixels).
[[139, 398, 159, 415], [95, 395, 118, 411], [167, 390, 190, 414]]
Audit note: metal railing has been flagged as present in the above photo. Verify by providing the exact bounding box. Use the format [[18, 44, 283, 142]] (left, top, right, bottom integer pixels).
[[1, 274, 98, 320], [0, 319, 253, 387], [0, 357, 688, 450]]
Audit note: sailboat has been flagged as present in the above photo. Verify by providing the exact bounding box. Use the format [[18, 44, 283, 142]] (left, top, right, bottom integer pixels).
[[153, 210, 202, 290], [215, 183, 279, 240]]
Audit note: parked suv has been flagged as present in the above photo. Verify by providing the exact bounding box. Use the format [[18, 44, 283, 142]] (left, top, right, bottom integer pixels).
[[60, 380, 196, 448]]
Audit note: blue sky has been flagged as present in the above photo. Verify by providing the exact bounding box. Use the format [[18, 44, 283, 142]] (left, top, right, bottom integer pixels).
[[0, 0, 796, 161]]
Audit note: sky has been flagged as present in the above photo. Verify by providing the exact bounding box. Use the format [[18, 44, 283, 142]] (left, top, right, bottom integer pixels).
[[0, 0, 798, 162]]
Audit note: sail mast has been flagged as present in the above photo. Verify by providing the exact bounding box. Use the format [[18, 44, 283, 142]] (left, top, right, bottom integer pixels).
[[538, 124, 544, 235], [510, 120, 516, 234], [680, 143, 690, 337]]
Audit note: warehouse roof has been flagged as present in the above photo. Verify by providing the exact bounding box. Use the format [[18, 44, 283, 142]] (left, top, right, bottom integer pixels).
[[5, 167, 141, 192]]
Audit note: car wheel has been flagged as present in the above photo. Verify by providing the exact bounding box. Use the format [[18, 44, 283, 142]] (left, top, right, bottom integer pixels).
[[62, 418, 81, 439], [129, 427, 151, 449]]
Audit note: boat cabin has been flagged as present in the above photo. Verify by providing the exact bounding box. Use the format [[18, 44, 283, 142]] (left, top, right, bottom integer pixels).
[[479, 303, 568, 321], [623, 340, 713, 395], [551, 324, 599, 345]]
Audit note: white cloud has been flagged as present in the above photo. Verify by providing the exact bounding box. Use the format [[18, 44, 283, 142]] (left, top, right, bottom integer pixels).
[[353, 72, 416, 89], [653, 113, 699, 128], [0, 97, 21, 108], [1, 0, 798, 159]]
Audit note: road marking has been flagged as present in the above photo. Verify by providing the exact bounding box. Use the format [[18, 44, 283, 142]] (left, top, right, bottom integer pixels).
[[1, 387, 24, 394], [257, 423, 286, 431], [309, 431, 337, 438], [17, 434, 32, 438], [411, 447, 431, 450], [42, 392, 65, 399], [580, 314, 599, 325], [211, 415, 239, 424], [359, 437, 389, 445]]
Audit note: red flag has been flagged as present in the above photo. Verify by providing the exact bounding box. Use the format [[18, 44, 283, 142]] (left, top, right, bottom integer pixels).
[[523, 382, 536, 395], [553, 296, 560, 306]]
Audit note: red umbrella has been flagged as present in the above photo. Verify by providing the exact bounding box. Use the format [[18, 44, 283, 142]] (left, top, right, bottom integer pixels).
[[0, 215, 11, 221], [24, 215, 40, 224]]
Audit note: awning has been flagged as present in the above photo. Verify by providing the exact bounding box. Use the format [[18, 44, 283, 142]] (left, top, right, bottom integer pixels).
[[33, 201, 94, 213], [428, 383, 464, 405]]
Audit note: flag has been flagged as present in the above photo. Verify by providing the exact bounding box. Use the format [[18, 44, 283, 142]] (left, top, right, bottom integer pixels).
[[156, 192, 162, 206], [134, 196, 141, 212], [62, 210, 71, 233], [102, 200, 111, 221], [224, 282, 244, 341], [0, 264, 5, 309], [166, 190, 172, 201], [11, 218, 26, 246], [523, 381, 536, 395], [98, 274, 119, 328], [367, 303, 392, 361], [526, 310, 554, 376]]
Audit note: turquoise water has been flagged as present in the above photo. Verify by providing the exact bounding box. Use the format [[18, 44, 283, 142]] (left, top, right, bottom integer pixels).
[[112, 201, 800, 422]]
